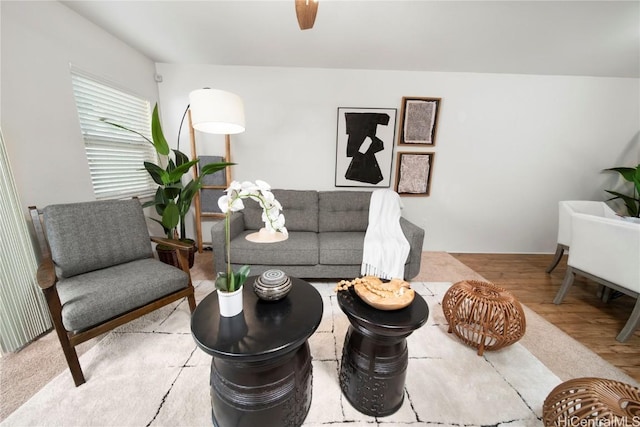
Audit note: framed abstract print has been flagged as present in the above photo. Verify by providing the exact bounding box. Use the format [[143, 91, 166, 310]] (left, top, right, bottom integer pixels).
[[397, 97, 441, 146], [335, 107, 397, 188], [394, 152, 435, 196]]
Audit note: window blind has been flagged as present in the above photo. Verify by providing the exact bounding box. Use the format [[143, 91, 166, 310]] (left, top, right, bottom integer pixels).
[[71, 72, 158, 199], [0, 130, 51, 353]]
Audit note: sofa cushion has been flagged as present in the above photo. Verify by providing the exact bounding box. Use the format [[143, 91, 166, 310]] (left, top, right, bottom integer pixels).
[[319, 232, 365, 265], [43, 199, 153, 278], [57, 258, 188, 332], [242, 190, 319, 232], [319, 191, 371, 232], [229, 231, 319, 265]]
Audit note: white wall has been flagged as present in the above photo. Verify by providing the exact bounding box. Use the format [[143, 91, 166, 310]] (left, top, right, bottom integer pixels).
[[1, 1, 637, 253], [156, 63, 639, 253], [1, 1, 160, 208]]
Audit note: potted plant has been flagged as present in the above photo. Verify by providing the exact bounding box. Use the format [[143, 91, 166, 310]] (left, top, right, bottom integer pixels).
[[103, 104, 232, 267], [604, 162, 640, 222], [215, 180, 287, 316]]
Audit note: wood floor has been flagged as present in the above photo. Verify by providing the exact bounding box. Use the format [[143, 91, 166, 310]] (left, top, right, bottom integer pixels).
[[451, 253, 640, 382]]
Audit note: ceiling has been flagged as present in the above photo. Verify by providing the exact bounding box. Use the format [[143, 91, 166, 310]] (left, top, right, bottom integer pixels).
[[61, 0, 640, 78]]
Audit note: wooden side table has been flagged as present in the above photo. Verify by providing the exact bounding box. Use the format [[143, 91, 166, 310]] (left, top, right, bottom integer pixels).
[[337, 288, 429, 416], [191, 277, 323, 427]]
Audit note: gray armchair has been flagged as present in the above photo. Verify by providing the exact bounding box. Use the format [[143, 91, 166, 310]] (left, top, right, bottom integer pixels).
[[29, 199, 196, 386]]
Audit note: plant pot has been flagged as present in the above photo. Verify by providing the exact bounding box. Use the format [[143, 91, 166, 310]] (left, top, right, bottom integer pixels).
[[218, 286, 243, 317], [156, 239, 196, 269]]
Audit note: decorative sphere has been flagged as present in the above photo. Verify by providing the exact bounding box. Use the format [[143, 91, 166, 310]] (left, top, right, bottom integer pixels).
[[253, 270, 292, 301]]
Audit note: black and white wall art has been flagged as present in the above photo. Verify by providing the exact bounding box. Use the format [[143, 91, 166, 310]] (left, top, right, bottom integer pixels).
[[335, 107, 397, 187]]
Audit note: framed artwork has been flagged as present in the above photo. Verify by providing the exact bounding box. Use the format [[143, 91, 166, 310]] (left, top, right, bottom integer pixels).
[[394, 152, 435, 196], [335, 107, 397, 188], [397, 97, 441, 146]]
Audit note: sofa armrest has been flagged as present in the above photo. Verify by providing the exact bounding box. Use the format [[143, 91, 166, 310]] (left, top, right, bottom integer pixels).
[[211, 213, 246, 275], [400, 217, 425, 280]]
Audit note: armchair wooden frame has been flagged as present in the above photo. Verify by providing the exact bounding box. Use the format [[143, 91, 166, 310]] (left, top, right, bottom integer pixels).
[[29, 206, 197, 387]]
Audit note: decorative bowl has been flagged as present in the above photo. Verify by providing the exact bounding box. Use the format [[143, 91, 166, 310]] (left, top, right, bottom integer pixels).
[[253, 269, 292, 301]]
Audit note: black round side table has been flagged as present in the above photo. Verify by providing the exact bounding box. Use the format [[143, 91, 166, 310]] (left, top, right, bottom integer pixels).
[[191, 277, 323, 427], [337, 288, 429, 417]]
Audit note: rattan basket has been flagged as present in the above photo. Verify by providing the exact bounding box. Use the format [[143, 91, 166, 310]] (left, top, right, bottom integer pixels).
[[543, 377, 640, 426], [442, 280, 526, 355]]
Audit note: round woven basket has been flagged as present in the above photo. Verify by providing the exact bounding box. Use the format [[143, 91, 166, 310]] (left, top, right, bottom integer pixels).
[[543, 377, 640, 426], [442, 280, 526, 355]]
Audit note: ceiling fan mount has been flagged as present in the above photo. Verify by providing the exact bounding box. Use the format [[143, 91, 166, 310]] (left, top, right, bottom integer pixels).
[[295, 0, 319, 30]]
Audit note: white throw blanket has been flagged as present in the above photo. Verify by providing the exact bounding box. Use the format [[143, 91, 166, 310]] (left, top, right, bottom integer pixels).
[[361, 189, 410, 280]]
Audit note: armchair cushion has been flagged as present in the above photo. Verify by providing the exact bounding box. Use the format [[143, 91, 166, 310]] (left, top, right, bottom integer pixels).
[[57, 258, 189, 332], [43, 200, 153, 278]]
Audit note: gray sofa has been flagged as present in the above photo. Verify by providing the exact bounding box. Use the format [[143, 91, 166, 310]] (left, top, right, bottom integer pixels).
[[211, 190, 424, 280]]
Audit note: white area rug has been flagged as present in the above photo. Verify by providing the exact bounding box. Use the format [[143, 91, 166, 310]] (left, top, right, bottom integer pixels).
[[2, 281, 562, 427]]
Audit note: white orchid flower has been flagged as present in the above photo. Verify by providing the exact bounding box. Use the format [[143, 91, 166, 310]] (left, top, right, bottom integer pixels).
[[218, 179, 287, 239], [229, 197, 244, 212], [265, 206, 281, 221], [240, 181, 259, 195], [217, 195, 231, 213], [226, 181, 242, 194], [272, 213, 286, 230], [218, 194, 244, 213], [255, 180, 271, 192], [261, 190, 275, 204]]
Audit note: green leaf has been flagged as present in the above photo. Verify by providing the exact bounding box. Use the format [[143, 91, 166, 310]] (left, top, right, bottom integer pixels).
[[162, 184, 182, 201], [144, 162, 167, 185], [634, 166, 640, 196], [605, 190, 640, 217], [100, 119, 154, 146], [179, 180, 201, 215], [200, 162, 235, 176], [151, 188, 171, 215], [215, 266, 250, 293], [173, 149, 190, 167], [167, 159, 199, 183], [149, 217, 172, 238], [215, 273, 230, 292], [234, 265, 251, 288], [604, 167, 636, 182], [151, 104, 170, 156], [161, 202, 180, 231]]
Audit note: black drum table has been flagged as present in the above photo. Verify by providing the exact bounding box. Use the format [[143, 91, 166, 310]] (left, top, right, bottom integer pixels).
[[337, 288, 429, 417], [191, 277, 323, 427]]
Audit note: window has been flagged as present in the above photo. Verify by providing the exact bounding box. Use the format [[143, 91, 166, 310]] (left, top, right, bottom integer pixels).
[[71, 70, 158, 199]]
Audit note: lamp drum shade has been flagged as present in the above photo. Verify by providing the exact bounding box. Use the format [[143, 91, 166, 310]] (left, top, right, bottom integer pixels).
[[189, 88, 245, 134]]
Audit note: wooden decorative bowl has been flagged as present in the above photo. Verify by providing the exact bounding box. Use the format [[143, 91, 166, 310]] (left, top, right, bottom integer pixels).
[[336, 276, 415, 311], [353, 277, 415, 311]]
